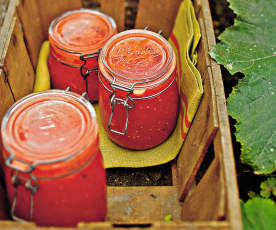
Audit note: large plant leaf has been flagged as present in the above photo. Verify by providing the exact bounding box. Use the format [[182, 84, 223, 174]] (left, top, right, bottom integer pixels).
[[241, 198, 276, 230], [210, 0, 276, 174]]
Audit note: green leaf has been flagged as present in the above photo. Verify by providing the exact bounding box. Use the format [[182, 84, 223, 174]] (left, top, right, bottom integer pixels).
[[210, 0, 276, 174], [241, 198, 276, 230], [164, 214, 173, 222], [260, 176, 276, 198]]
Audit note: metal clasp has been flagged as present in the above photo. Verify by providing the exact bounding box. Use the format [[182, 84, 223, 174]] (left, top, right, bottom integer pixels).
[[6, 156, 34, 174], [65, 85, 90, 101], [108, 81, 135, 135], [10, 171, 38, 222], [144, 26, 163, 36], [80, 50, 100, 96], [6, 153, 38, 222]]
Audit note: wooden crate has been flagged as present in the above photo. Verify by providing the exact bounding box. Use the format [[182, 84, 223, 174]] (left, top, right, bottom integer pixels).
[[0, 0, 242, 229]]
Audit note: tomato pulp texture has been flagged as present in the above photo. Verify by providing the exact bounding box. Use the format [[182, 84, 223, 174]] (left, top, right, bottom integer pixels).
[[48, 9, 117, 101], [99, 30, 179, 150], [1, 91, 106, 227]]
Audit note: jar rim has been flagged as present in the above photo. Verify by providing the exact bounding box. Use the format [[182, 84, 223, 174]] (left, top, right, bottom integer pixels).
[[1, 90, 98, 173], [100, 29, 175, 88], [49, 9, 117, 55]]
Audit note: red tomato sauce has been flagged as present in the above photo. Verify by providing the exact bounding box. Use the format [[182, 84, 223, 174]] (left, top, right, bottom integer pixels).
[[48, 10, 117, 101], [98, 30, 179, 150], [1, 91, 106, 226]]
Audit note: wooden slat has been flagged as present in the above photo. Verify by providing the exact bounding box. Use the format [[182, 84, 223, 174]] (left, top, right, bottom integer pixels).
[[177, 66, 219, 201], [16, 0, 44, 69], [152, 221, 230, 230], [0, 0, 17, 130], [107, 186, 181, 223], [79, 221, 230, 230], [171, 159, 178, 186], [0, 220, 231, 230], [0, 0, 9, 28], [196, 18, 211, 82], [3, 17, 34, 101], [101, 0, 125, 32], [135, 0, 182, 38], [181, 158, 225, 221], [212, 63, 242, 227], [36, 0, 82, 39], [0, 0, 17, 65], [0, 70, 15, 121], [195, 0, 243, 229], [0, 69, 15, 170]]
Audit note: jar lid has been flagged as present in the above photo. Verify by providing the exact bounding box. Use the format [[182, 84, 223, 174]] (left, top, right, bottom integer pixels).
[[49, 9, 116, 53], [49, 9, 117, 65], [100, 29, 176, 88], [1, 90, 98, 177]]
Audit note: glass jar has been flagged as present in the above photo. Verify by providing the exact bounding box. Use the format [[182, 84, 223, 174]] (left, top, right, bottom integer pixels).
[[1, 90, 106, 227], [98, 29, 179, 150], [48, 9, 117, 102]]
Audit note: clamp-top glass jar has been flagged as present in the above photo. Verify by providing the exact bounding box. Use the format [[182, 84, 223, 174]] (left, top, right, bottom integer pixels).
[[98, 29, 179, 150], [1, 90, 106, 226], [48, 9, 117, 102]]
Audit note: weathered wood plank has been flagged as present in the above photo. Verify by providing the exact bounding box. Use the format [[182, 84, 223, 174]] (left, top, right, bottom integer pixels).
[[177, 66, 219, 201], [194, 0, 242, 229], [196, 18, 211, 82], [0, 0, 17, 65], [181, 158, 225, 221], [0, 69, 15, 170], [107, 186, 181, 223], [79, 221, 231, 230], [135, 0, 182, 38], [3, 17, 34, 101], [101, 0, 125, 32], [171, 159, 178, 186], [0, 220, 231, 230], [0, 0, 9, 28], [16, 0, 44, 69], [212, 61, 242, 228], [36, 0, 82, 39]]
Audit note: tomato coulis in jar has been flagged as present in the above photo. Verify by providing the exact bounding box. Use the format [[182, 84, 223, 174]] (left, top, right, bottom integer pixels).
[[98, 29, 179, 150], [1, 90, 106, 226], [48, 9, 117, 101]]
